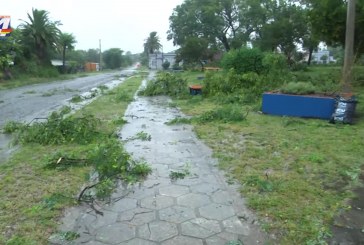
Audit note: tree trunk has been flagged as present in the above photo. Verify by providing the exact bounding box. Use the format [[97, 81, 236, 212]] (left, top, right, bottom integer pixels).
[[219, 35, 230, 51], [307, 47, 314, 66], [62, 46, 66, 74]]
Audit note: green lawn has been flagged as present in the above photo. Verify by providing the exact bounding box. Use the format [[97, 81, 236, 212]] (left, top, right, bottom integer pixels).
[[172, 66, 364, 244], [0, 75, 143, 244]]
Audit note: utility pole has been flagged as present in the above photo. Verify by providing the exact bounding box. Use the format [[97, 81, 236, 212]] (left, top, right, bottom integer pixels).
[[341, 0, 356, 94], [99, 39, 102, 71]]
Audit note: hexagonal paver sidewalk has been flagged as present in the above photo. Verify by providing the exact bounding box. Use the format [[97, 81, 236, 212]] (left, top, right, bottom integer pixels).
[[50, 75, 268, 245]]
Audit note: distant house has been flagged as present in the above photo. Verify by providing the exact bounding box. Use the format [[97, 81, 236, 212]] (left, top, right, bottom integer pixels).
[[148, 52, 178, 70], [311, 50, 336, 64]]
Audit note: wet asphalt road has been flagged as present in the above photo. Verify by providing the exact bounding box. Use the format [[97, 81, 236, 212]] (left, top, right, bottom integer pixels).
[[0, 69, 135, 162]]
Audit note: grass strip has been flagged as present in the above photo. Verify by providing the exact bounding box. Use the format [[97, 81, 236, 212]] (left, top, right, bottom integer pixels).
[[173, 68, 364, 244], [0, 75, 143, 244]]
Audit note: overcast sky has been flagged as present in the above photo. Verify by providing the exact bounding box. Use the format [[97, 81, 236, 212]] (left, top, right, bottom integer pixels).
[[3, 0, 184, 54]]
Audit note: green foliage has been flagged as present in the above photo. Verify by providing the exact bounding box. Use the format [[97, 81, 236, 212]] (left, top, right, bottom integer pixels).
[[134, 131, 152, 141], [177, 36, 211, 65], [70, 95, 83, 103], [169, 164, 191, 181], [89, 139, 151, 182], [308, 0, 364, 55], [280, 82, 316, 95], [138, 72, 187, 98], [162, 60, 170, 70], [166, 117, 191, 125], [3, 121, 24, 134], [221, 48, 264, 74], [13, 112, 100, 145], [143, 32, 162, 54], [103, 48, 123, 69], [114, 89, 133, 102], [262, 53, 288, 74], [19, 8, 61, 65], [196, 104, 248, 123], [59, 105, 71, 115], [58, 231, 80, 241]]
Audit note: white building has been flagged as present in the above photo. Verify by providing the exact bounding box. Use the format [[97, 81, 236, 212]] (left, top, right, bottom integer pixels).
[[148, 52, 177, 70], [311, 50, 336, 64]]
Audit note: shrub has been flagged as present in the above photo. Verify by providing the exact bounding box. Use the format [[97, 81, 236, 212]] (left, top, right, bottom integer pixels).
[[196, 104, 248, 123], [280, 82, 316, 95], [138, 72, 187, 98], [204, 69, 262, 96], [221, 48, 264, 74], [262, 53, 288, 74], [3, 121, 24, 134], [162, 60, 170, 70]]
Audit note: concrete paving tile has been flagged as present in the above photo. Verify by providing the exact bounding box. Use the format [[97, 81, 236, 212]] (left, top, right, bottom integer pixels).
[[161, 236, 203, 245], [181, 217, 221, 239], [205, 232, 241, 245], [87, 211, 118, 233], [95, 223, 135, 244], [173, 176, 205, 186], [199, 203, 235, 221], [138, 221, 178, 242], [123, 238, 157, 245], [190, 182, 221, 194], [159, 185, 190, 197], [105, 198, 138, 212], [140, 195, 174, 210], [211, 190, 234, 204], [223, 216, 250, 236], [159, 205, 196, 223], [177, 193, 210, 208], [117, 207, 156, 226], [82, 241, 106, 245]]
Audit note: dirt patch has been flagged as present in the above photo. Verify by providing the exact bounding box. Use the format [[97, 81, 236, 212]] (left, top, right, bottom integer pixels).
[[329, 166, 364, 245]]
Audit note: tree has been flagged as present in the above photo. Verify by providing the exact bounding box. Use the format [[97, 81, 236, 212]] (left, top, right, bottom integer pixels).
[[0, 28, 23, 79], [103, 48, 123, 69], [143, 32, 162, 54], [255, 1, 307, 63], [168, 0, 244, 52], [176, 36, 211, 68], [306, 0, 364, 56], [19, 8, 61, 65], [86, 49, 100, 63], [58, 32, 77, 73]]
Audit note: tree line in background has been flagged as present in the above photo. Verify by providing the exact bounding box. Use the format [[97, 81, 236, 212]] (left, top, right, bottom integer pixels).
[[0, 8, 135, 81], [167, 0, 364, 67]]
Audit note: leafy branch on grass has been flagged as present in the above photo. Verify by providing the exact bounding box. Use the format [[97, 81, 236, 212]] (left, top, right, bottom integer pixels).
[[169, 164, 191, 181], [126, 131, 152, 141], [6, 111, 101, 145]]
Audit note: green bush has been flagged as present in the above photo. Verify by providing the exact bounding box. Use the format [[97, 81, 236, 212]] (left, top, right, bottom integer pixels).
[[280, 82, 316, 95], [196, 104, 248, 123], [221, 48, 264, 74], [204, 69, 262, 95], [138, 72, 187, 98], [162, 60, 170, 70], [3, 121, 24, 134], [262, 53, 288, 73]]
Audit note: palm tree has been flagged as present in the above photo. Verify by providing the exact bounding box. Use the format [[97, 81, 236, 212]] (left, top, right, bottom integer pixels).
[[59, 32, 77, 73], [19, 8, 61, 65], [143, 32, 162, 54]]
